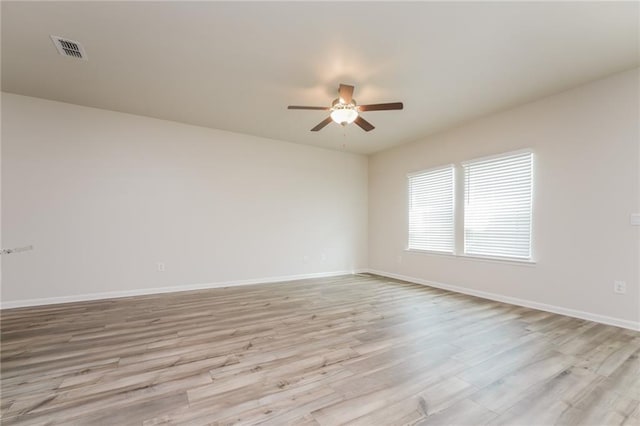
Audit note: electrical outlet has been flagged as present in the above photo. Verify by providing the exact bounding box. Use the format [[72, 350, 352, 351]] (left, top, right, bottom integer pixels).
[[397, 255, 403, 264], [157, 262, 165, 272], [614, 281, 626, 294], [321, 253, 327, 262], [303, 255, 309, 263]]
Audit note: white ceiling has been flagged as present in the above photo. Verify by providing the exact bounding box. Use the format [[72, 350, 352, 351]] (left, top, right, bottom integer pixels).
[[2, 2, 638, 154]]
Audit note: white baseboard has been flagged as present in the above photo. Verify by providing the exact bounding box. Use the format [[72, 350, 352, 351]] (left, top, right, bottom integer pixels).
[[0, 270, 355, 310], [5, 269, 638, 332], [366, 269, 640, 332]]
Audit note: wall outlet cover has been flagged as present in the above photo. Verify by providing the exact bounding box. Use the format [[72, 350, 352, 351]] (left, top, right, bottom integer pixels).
[[614, 280, 626, 294]]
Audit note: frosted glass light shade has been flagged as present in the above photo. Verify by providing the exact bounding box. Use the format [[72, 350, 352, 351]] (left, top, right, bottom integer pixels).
[[330, 107, 358, 125]]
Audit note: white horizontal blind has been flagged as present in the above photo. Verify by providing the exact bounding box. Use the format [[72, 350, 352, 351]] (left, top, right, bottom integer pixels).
[[408, 166, 454, 253], [464, 152, 533, 259]]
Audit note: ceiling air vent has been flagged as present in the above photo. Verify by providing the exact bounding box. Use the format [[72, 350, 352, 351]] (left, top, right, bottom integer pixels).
[[50, 35, 87, 60]]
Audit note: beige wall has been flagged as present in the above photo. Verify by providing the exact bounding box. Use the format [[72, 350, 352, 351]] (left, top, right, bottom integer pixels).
[[1, 93, 368, 304], [369, 69, 639, 326], [2, 70, 638, 328]]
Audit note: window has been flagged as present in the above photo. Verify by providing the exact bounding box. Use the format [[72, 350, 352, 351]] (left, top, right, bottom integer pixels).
[[407, 151, 534, 262], [408, 166, 455, 253], [463, 151, 533, 260]]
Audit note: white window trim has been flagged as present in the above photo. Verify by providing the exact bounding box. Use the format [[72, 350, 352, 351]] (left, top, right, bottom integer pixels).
[[407, 163, 456, 178], [460, 148, 533, 166], [463, 149, 534, 262], [404, 248, 537, 266]]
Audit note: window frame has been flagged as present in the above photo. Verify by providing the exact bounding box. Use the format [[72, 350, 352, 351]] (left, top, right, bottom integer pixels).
[[406, 164, 456, 255], [462, 149, 534, 262]]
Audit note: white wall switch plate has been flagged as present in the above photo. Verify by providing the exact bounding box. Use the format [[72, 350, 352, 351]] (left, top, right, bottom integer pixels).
[[631, 214, 640, 226], [614, 280, 626, 294], [157, 262, 165, 272]]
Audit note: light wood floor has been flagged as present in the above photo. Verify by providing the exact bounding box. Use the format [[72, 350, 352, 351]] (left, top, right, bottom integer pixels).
[[1, 274, 638, 425]]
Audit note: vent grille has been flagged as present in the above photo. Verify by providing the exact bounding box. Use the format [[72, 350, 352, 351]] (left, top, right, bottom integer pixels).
[[50, 35, 87, 60]]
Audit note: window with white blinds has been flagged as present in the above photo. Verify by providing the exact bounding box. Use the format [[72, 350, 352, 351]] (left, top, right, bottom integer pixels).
[[408, 166, 455, 253], [463, 151, 533, 260]]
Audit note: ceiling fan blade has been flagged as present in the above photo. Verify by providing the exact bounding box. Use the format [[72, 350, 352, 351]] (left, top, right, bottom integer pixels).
[[358, 102, 404, 112], [338, 84, 354, 104], [311, 117, 333, 132], [288, 106, 330, 110], [354, 116, 375, 132]]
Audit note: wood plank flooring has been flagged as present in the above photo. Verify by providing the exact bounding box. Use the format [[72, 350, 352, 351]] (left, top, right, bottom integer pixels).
[[1, 274, 639, 425]]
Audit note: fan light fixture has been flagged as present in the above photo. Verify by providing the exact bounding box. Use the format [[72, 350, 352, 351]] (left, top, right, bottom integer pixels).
[[287, 83, 403, 132], [330, 103, 358, 126]]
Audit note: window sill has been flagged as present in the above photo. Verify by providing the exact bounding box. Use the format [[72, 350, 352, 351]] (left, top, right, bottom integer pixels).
[[404, 249, 537, 266]]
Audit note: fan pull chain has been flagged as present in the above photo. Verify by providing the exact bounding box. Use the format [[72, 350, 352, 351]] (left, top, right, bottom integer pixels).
[[342, 126, 347, 149]]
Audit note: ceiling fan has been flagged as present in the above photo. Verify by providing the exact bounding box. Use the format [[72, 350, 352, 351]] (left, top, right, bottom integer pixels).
[[288, 84, 403, 132]]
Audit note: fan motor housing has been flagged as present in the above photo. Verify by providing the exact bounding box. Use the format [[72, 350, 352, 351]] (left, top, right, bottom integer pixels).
[[332, 98, 357, 107]]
